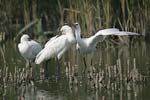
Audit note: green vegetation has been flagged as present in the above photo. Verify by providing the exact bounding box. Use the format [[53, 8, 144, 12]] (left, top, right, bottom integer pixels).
[[0, 0, 150, 38]]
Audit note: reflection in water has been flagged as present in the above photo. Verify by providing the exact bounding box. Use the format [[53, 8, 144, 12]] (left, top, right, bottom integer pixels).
[[0, 39, 150, 100]]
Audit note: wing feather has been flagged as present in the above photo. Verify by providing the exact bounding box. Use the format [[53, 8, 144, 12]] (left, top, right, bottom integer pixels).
[[89, 28, 139, 46], [89, 28, 120, 46], [35, 35, 68, 64], [29, 40, 42, 57], [45, 35, 59, 47]]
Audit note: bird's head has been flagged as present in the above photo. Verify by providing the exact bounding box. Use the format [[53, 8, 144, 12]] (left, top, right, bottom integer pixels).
[[20, 34, 31, 42], [60, 25, 73, 35], [73, 22, 80, 29], [73, 22, 81, 36]]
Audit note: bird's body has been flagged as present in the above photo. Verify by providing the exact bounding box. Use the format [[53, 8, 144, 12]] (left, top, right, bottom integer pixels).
[[74, 23, 139, 56], [74, 22, 139, 73], [35, 25, 76, 64], [44, 35, 59, 48], [18, 34, 42, 63], [76, 38, 96, 55]]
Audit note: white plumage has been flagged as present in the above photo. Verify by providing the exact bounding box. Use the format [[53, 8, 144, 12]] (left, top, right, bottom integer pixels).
[[35, 25, 76, 64], [18, 34, 42, 64], [44, 35, 59, 48], [74, 22, 139, 73], [74, 22, 139, 55]]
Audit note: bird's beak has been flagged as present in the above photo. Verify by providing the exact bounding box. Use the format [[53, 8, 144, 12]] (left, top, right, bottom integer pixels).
[[57, 30, 61, 35], [57, 30, 63, 35]]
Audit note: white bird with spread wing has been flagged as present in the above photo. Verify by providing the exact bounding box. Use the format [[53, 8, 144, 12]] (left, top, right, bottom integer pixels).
[[18, 34, 42, 67], [74, 22, 139, 73]]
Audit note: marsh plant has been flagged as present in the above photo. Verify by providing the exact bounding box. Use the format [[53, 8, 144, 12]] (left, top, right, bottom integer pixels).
[[0, 0, 150, 39]]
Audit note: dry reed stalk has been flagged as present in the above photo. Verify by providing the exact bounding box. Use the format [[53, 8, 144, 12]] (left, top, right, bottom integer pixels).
[[133, 58, 138, 82], [23, 0, 30, 25], [32, 0, 37, 20], [117, 59, 123, 81], [127, 59, 130, 76], [101, 0, 112, 28]]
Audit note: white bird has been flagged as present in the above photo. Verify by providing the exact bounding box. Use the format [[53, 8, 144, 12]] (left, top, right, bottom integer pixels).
[[18, 34, 42, 67], [74, 22, 139, 73], [35, 25, 76, 77], [35, 25, 76, 64], [44, 35, 59, 48]]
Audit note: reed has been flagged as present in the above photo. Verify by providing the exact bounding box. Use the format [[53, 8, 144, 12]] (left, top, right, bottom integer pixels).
[[0, 0, 150, 40], [0, 58, 148, 99], [63, 58, 146, 90], [56, 0, 149, 37]]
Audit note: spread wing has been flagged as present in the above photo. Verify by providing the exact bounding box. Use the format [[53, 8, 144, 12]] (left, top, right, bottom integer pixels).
[[89, 28, 139, 46], [89, 28, 120, 46]]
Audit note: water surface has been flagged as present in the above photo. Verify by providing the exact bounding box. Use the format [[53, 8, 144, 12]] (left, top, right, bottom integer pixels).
[[0, 38, 150, 100]]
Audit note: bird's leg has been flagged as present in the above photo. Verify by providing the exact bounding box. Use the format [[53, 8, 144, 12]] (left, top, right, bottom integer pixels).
[[29, 61, 33, 81], [25, 61, 29, 80], [26, 61, 29, 68], [82, 57, 87, 74], [90, 53, 94, 73], [29, 61, 32, 68], [44, 60, 49, 79], [90, 59, 93, 66], [56, 58, 60, 81], [26, 61, 33, 82]]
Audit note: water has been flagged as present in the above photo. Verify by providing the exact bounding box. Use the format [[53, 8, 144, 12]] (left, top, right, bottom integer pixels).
[[0, 38, 150, 100]]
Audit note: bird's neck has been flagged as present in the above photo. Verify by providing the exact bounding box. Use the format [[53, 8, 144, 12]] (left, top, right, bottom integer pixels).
[[67, 31, 76, 44], [21, 39, 27, 43], [75, 28, 82, 41]]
